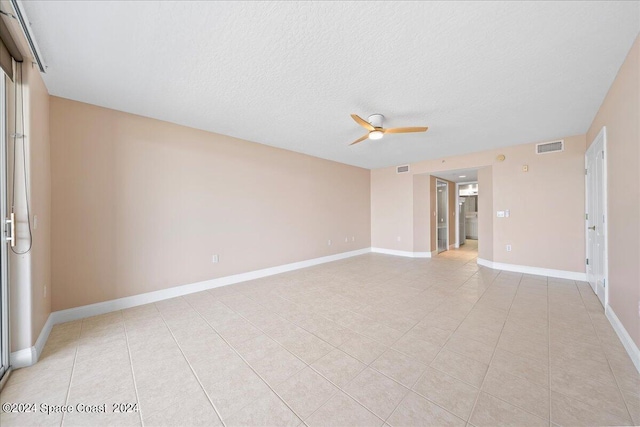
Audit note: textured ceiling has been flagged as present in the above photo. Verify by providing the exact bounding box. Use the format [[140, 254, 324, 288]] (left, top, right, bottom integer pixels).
[[22, 1, 640, 169], [432, 168, 479, 184]]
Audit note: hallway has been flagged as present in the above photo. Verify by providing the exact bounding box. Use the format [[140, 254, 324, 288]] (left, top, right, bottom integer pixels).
[[437, 239, 478, 263]]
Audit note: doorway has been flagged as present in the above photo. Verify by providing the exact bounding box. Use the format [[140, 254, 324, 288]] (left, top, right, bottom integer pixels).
[[442, 180, 479, 261], [436, 179, 448, 253], [458, 182, 478, 246], [586, 127, 608, 307], [432, 168, 480, 260]]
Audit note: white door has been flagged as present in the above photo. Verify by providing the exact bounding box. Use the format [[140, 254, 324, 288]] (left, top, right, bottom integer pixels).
[[585, 127, 607, 307]]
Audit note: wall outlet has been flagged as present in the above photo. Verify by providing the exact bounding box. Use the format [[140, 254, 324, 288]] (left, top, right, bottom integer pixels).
[[345, 237, 348, 243], [352, 236, 355, 242], [212, 254, 219, 263], [506, 244, 512, 252], [522, 165, 529, 172], [497, 211, 505, 218], [505, 209, 510, 218], [328, 240, 331, 246]]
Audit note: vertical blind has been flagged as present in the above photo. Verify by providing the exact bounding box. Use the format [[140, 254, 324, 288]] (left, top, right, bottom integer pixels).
[[0, 16, 22, 80]]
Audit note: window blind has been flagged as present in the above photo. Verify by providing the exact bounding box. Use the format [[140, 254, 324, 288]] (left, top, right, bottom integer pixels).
[[0, 16, 23, 80]]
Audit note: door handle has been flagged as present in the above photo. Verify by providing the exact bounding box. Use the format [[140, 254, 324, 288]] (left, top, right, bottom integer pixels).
[[588, 225, 596, 231], [5, 213, 15, 247]]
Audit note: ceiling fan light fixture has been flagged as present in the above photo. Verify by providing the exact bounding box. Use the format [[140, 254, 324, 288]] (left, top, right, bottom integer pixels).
[[369, 130, 384, 140], [348, 114, 428, 146]]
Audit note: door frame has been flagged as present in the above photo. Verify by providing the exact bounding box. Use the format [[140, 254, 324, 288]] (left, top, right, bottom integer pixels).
[[457, 181, 479, 244], [585, 126, 608, 307], [0, 75, 9, 385], [436, 179, 449, 253], [455, 183, 460, 248]]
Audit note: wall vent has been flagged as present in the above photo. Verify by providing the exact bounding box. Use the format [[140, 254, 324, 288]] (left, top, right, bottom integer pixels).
[[396, 165, 410, 174], [536, 140, 564, 154]]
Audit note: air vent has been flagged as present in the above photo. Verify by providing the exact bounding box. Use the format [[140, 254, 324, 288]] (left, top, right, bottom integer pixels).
[[396, 165, 410, 174], [536, 140, 564, 154]]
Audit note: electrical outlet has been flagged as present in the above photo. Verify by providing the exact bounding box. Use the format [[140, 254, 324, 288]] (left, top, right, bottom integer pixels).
[[345, 237, 348, 243], [352, 236, 355, 242], [505, 209, 510, 218], [506, 244, 512, 252], [328, 240, 331, 246], [212, 254, 219, 263]]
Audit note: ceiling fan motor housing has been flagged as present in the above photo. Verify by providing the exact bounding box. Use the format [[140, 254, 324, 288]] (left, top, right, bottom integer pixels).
[[368, 114, 384, 128]]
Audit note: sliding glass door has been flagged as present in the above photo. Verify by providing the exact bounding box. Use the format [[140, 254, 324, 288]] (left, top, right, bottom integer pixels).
[[0, 76, 9, 383]]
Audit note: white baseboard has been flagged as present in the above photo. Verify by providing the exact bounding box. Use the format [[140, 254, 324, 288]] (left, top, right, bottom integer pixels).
[[16, 248, 599, 371], [10, 247, 372, 368], [413, 251, 434, 258], [9, 347, 36, 369], [477, 258, 586, 281], [35, 314, 54, 358], [10, 313, 54, 368], [605, 306, 640, 373], [52, 247, 372, 325], [371, 247, 432, 258]]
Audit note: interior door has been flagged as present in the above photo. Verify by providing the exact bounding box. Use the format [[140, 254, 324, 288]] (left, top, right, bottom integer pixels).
[[586, 128, 607, 307]]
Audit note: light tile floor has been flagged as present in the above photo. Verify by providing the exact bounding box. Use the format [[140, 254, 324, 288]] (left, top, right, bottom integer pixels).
[[1, 250, 639, 427]]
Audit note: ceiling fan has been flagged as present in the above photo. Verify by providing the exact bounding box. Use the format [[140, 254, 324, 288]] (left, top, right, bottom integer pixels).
[[349, 114, 428, 145]]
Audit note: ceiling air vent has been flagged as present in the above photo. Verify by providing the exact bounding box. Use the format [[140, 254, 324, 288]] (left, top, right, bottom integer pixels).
[[396, 165, 410, 174], [536, 140, 564, 154]]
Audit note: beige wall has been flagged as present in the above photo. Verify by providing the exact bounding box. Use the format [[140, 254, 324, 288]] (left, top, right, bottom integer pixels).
[[7, 63, 51, 351], [412, 174, 430, 253], [26, 64, 51, 345], [587, 35, 639, 348], [477, 167, 493, 261], [50, 97, 371, 311], [371, 134, 586, 272], [370, 167, 413, 252], [490, 136, 586, 271]]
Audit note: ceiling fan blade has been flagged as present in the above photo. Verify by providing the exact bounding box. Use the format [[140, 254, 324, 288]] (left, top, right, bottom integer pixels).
[[351, 114, 375, 131], [384, 126, 429, 134], [349, 134, 370, 145]]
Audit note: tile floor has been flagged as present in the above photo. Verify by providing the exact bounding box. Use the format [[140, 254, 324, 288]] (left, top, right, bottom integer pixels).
[[1, 249, 639, 427]]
